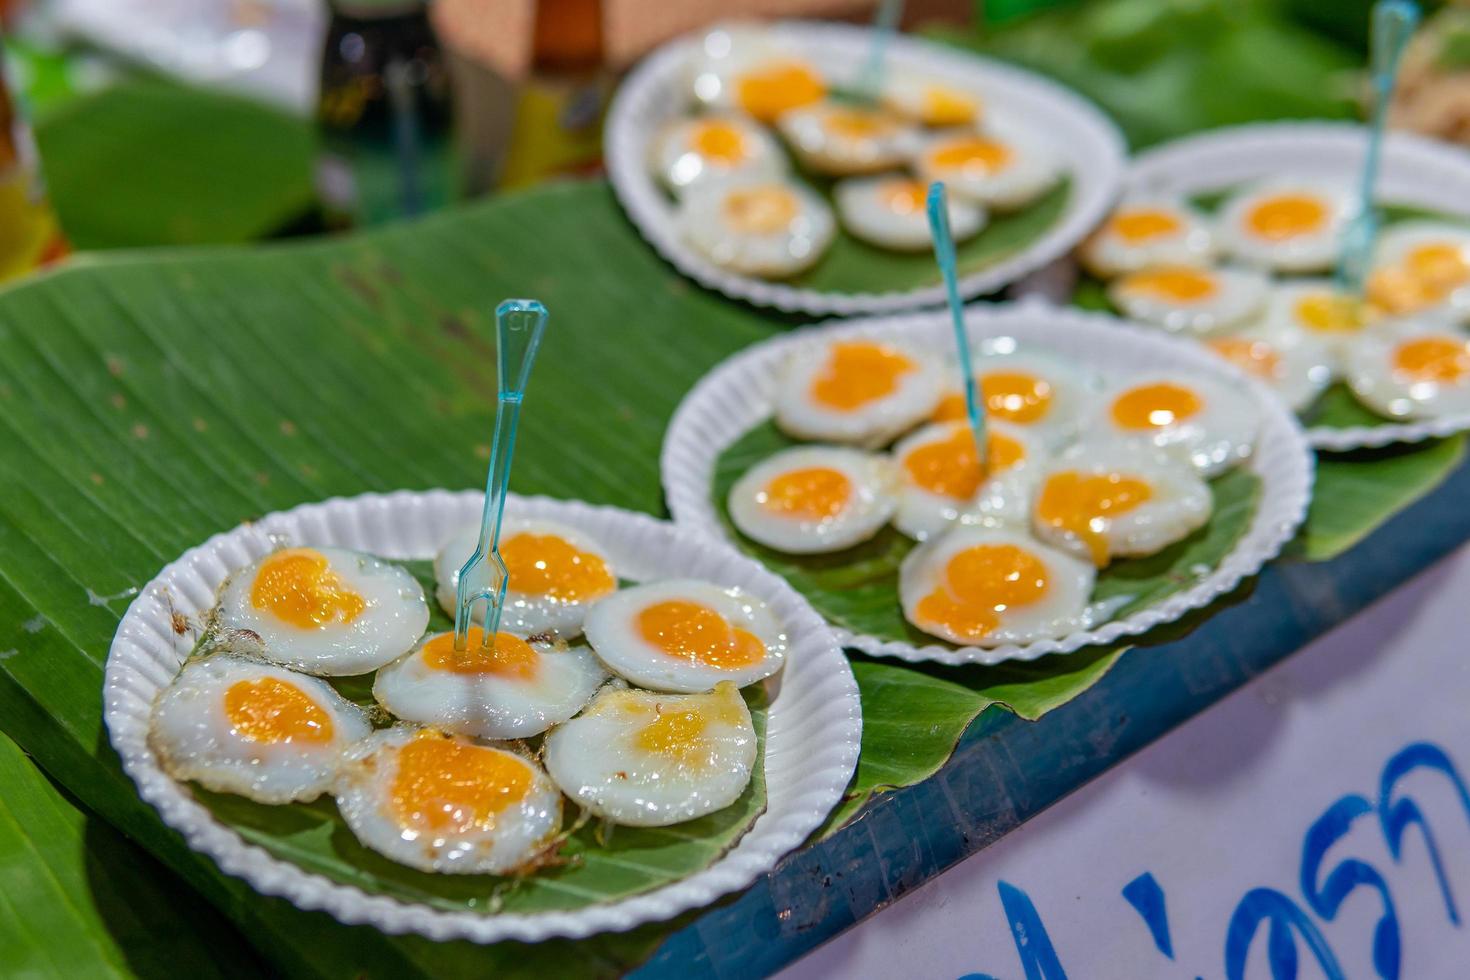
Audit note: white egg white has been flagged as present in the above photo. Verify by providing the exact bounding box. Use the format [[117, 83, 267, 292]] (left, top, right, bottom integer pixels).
[[882, 76, 983, 127], [728, 445, 897, 553], [216, 546, 428, 677], [373, 630, 608, 739], [542, 681, 757, 827], [1216, 180, 1353, 272], [434, 519, 617, 640], [1078, 197, 1216, 278], [889, 420, 1040, 541], [1205, 321, 1335, 413], [583, 580, 787, 693], [1263, 279, 1376, 367], [687, 24, 826, 123], [912, 116, 1061, 211], [1108, 264, 1269, 336], [334, 728, 562, 875], [1087, 372, 1261, 477], [149, 652, 371, 804], [775, 101, 918, 176], [652, 114, 786, 194], [1345, 322, 1470, 421], [774, 337, 944, 445], [899, 526, 1097, 646], [678, 177, 835, 278], [834, 175, 986, 252], [1029, 439, 1212, 566], [1367, 221, 1470, 323], [933, 347, 1100, 448]]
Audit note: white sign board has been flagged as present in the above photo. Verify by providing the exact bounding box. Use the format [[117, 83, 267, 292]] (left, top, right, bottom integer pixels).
[[783, 547, 1470, 979]]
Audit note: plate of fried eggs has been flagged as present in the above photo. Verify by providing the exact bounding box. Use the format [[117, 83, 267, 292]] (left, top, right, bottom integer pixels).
[[661, 300, 1313, 666], [605, 19, 1124, 315], [104, 491, 859, 943], [1073, 121, 1470, 451]]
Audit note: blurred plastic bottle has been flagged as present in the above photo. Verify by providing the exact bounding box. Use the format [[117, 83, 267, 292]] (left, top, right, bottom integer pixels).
[[0, 39, 66, 284], [316, 0, 457, 229]]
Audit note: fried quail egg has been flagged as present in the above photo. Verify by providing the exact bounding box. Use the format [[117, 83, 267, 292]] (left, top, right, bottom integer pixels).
[[216, 546, 428, 676], [334, 728, 562, 875], [890, 420, 1040, 540], [434, 519, 617, 640], [1367, 222, 1470, 322], [1205, 324, 1334, 413], [1030, 440, 1212, 567], [1263, 279, 1374, 365], [1087, 373, 1260, 476], [1216, 180, 1353, 272], [373, 628, 608, 740], [688, 24, 826, 124], [834, 175, 986, 251], [653, 114, 786, 194], [1345, 323, 1470, 420], [1108, 264, 1268, 336], [728, 445, 897, 553], [775, 101, 917, 176], [775, 337, 944, 445], [149, 652, 371, 804], [543, 681, 757, 827], [583, 580, 786, 692], [882, 76, 982, 127], [1078, 197, 1216, 278], [899, 527, 1096, 646], [913, 119, 1060, 210], [930, 349, 1097, 447], [679, 177, 835, 278]]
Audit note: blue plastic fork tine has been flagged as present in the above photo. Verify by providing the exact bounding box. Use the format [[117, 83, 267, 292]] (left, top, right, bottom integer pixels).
[[926, 181, 987, 468]]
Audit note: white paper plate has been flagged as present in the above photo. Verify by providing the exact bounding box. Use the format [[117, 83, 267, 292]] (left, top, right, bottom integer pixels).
[[1127, 121, 1470, 451], [661, 299, 1314, 666], [605, 19, 1125, 316], [104, 490, 861, 943]]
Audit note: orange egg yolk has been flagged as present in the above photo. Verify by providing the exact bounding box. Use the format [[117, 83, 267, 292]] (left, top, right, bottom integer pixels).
[[757, 466, 852, 520], [823, 108, 892, 139], [1368, 242, 1470, 315], [691, 120, 747, 163], [1111, 208, 1183, 244], [902, 425, 1025, 499], [636, 600, 765, 669], [250, 548, 366, 630], [390, 734, 534, 836], [915, 543, 1049, 641], [1122, 267, 1218, 304], [1246, 194, 1328, 240], [735, 61, 825, 123], [625, 685, 746, 768], [1035, 471, 1154, 566], [932, 371, 1054, 425], [1111, 382, 1203, 430], [1294, 292, 1366, 333], [880, 179, 927, 215], [422, 628, 539, 680], [499, 532, 615, 603], [810, 340, 916, 410], [723, 185, 799, 234], [920, 85, 978, 126], [1392, 336, 1470, 383], [1207, 337, 1283, 380], [223, 677, 333, 744], [929, 136, 1013, 174]]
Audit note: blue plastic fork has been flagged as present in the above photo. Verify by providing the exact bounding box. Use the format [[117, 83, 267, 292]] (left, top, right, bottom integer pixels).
[[926, 181, 987, 468], [857, 0, 906, 102], [453, 299, 550, 651], [1337, 0, 1420, 293]]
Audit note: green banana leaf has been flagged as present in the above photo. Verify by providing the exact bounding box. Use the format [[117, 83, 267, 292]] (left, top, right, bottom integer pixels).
[[0, 180, 1461, 977], [0, 730, 267, 979]]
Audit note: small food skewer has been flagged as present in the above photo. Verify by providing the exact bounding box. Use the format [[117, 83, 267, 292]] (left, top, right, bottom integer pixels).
[[453, 299, 550, 652], [857, 0, 906, 103], [926, 180, 988, 469], [1337, 0, 1420, 293]]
